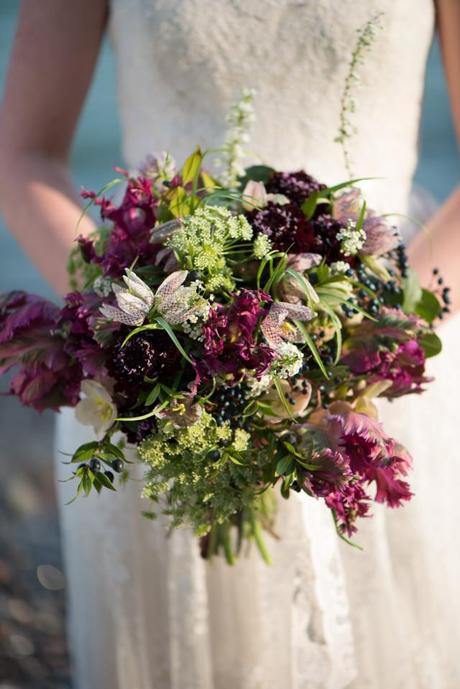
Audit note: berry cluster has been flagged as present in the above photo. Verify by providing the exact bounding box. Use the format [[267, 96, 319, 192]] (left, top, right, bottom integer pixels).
[[211, 384, 249, 429]]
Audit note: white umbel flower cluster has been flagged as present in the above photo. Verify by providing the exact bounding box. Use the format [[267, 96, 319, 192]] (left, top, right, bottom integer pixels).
[[253, 233, 273, 259], [330, 260, 350, 275], [336, 219, 366, 256], [270, 342, 304, 379]]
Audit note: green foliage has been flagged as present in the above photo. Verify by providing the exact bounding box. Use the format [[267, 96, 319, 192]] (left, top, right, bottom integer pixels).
[[415, 288, 441, 324]]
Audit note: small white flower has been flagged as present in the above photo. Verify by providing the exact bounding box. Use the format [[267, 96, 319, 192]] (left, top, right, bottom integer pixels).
[[270, 342, 304, 378], [253, 234, 273, 259], [330, 260, 350, 274], [266, 193, 290, 206], [336, 219, 366, 256], [75, 380, 117, 436]]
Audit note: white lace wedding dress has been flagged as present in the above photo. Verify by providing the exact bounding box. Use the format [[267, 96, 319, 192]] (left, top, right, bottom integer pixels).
[[54, 1, 460, 687]]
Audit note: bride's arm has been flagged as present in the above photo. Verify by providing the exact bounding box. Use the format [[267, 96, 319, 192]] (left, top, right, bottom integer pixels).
[[0, 0, 107, 297], [408, 0, 460, 313]]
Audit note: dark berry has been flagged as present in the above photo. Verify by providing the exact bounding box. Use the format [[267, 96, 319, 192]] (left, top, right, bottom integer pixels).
[[208, 450, 221, 462], [89, 458, 101, 473], [185, 270, 200, 283], [77, 463, 86, 471], [283, 432, 297, 445], [112, 459, 124, 473]]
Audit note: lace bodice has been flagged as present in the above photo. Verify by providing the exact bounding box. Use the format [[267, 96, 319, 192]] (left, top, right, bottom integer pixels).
[[110, 0, 434, 216]]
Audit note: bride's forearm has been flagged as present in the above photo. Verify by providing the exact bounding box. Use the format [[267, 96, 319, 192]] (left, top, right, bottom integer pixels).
[[0, 151, 95, 297], [408, 186, 460, 315]]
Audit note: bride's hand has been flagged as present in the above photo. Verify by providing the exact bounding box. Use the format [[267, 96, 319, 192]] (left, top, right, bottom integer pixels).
[[408, 0, 460, 316], [0, 0, 107, 297]]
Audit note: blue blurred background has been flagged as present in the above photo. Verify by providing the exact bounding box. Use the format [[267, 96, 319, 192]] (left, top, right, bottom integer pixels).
[[0, 1, 458, 686]]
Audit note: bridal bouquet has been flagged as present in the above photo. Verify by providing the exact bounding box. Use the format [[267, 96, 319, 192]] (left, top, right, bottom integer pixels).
[[0, 95, 444, 563]]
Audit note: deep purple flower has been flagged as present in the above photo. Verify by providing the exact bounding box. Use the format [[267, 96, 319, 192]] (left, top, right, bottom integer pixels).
[[325, 481, 371, 536], [343, 336, 429, 398], [59, 291, 110, 380], [78, 175, 160, 277], [326, 410, 413, 509], [196, 290, 276, 384], [247, 202, 315, 253], [266, 170, 326, 206], [0, 292, 82, 411], [310, 213, 350, 262]]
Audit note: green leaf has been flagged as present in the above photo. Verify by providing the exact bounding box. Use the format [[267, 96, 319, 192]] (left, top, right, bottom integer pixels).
[[71, 441, 99, 463], [294, 320, 329, 379], [275, 455, 295, 476], [273, 375, 296, 420], [323, 176, 381, 195], [181, 146, 203, 185], [95, 471, 116, 491], [239, 164, 275, 187], [201, 170, 217, 192], [355, 200, 367, 232], [415, 288, 441, 324], [168, 187, 190, 217], [249, 512, 273, 565], [116, 399, 169, 423], [82, 472, 94, 497], [418, 330, 442, 358], [264, 254, 289, 293], [402, 268, 422, 313], [154, 316, 193, 364], [331, 510, 363, 550], [256, 250, 286, 289], [361, 254, 391, 282], [145, 383, 161, 406], [301, 191, 319, 220], [284, 268, 320, 305], [319, 303, 342, 364]]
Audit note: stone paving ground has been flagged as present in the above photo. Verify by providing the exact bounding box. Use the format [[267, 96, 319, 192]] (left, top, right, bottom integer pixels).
[[0, 396, 71, 688]]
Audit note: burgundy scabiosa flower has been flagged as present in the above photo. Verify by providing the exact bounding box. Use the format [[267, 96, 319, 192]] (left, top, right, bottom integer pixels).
[[196, 289, 276, 384], [266, 170, 326, 206], [247, 202, 315, 253], [108, 330, 181, 385], [0, 292, 82, 411], [310, 213, 350, 262]]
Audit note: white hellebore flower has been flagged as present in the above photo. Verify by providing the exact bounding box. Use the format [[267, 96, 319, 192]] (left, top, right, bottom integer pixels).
[[75, 380, 117, 437], [241, 180, 289, 211], [242, 180, 268, 210], [100, 269, 154, 326]]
